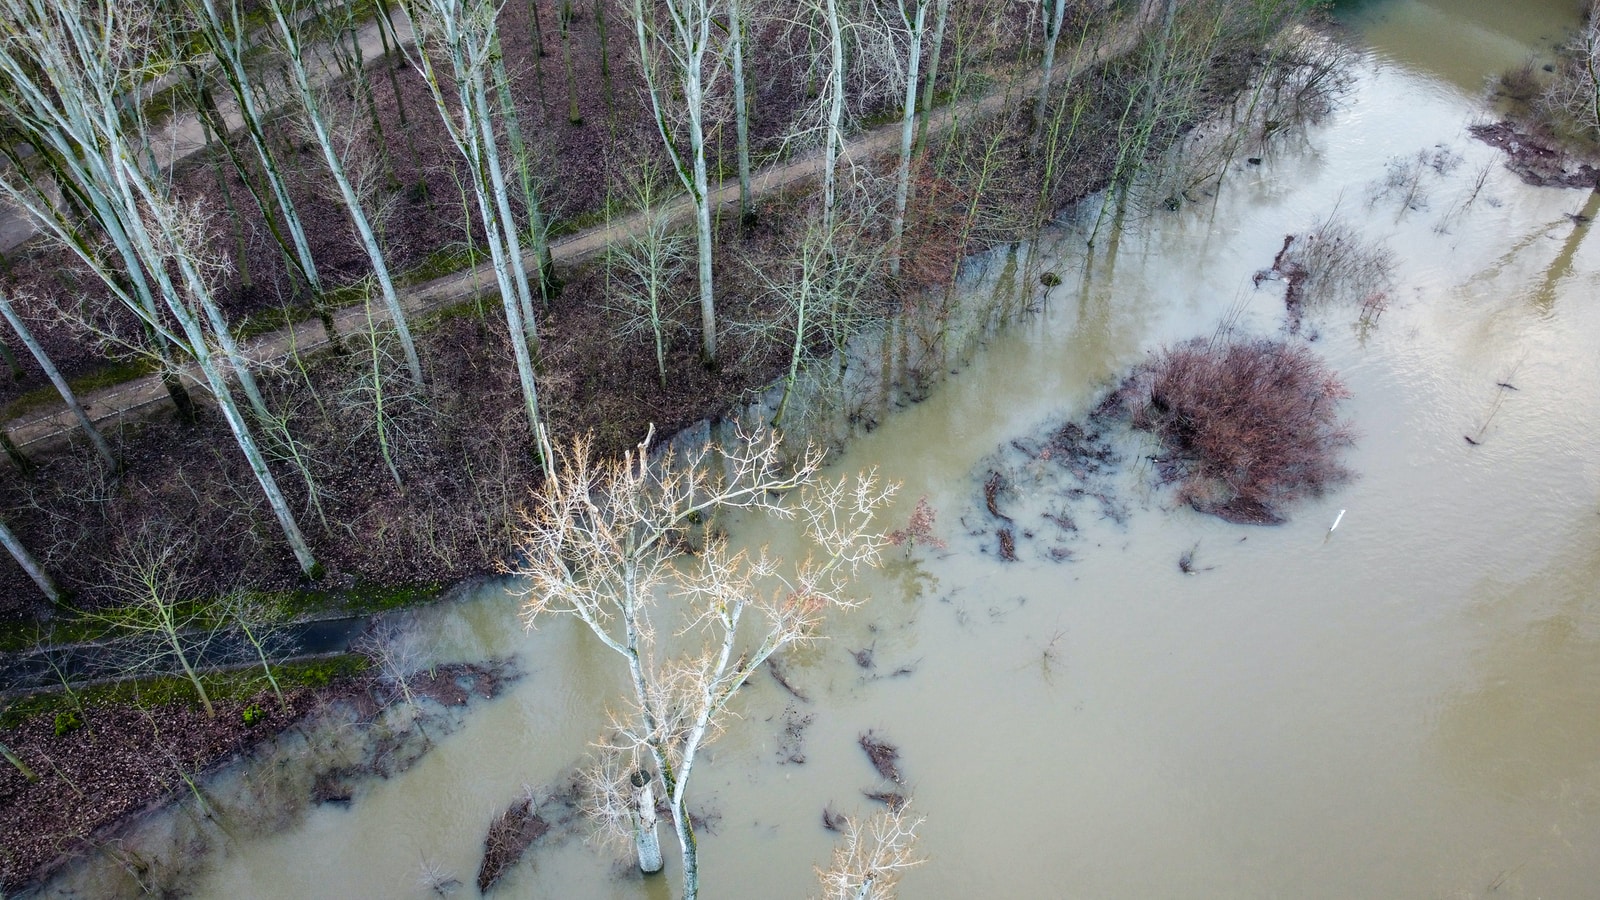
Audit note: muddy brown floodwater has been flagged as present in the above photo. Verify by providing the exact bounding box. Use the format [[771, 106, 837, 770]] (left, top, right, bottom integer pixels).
[[37, 0, 1600, 896]]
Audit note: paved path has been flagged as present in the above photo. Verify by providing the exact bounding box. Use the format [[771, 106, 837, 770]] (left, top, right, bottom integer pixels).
[[3, 19, 1140, 453]]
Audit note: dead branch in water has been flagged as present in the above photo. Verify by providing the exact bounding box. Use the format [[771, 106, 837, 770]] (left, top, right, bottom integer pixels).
[[766, 656, 811, 702], [997, 528, 1018, 561], [477, 795, 551, 894], [858, 730, 904, 784], [983, 470, 1012, 522]]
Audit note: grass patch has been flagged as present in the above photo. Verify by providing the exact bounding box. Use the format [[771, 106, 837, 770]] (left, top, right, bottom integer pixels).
[[3, 358, 158, 421], [398, 242, 487, 288], [233, 303, 325, 342], [264, 580, 443, 621], [0, 581, 440, 654], [0, 654, 370, 729]]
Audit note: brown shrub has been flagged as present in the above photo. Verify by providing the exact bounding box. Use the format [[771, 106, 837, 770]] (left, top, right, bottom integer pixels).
[[1115, 337, 1354, 523]]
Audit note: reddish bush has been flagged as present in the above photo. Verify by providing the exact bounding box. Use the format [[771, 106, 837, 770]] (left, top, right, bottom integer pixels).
[[1113, 337, 1354, 523]]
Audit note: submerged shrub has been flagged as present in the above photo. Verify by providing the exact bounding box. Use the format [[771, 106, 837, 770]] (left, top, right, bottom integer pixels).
[[1113, 337, 1355, 523]]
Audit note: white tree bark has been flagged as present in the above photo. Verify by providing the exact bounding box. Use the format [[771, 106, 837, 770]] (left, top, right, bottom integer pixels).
[[519, 430, 896, 900], [402, 0, 547, 450], [1030, 0, 1070, 156], [889, 0, 929, 277], [728, 0, 754, 222], [490, 37, 556, 300], [820, 0, 847, 242], [0, 0, 322, 578], [914, 0, 950, 151], [631, 770, 665, 874], [0, 289, 118, 470], [628, 0, 720, 363], [191, 0, 326, 302], [265, 0, 425, 385], [0, 83, 196, 421]]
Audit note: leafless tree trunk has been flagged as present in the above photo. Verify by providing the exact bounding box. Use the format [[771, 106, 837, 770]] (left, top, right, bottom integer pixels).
[[0, 513, 62, 606], [914, 0, 950, 151], [0, 288, 118, 470], [263, 0, 425, 385], [0, 0, 323, 577], [728, 0, 755, 222], [87, 532, 220, 718], [402, 0, 549, 457], [186, 0, 335, 341], [626, 0, 721, 363], [889, 0, 930, 276], [1030, 0, 1070, 156]]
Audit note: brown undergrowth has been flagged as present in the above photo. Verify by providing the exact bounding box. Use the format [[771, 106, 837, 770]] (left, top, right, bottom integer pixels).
[[1111, 336, 1355, 524]]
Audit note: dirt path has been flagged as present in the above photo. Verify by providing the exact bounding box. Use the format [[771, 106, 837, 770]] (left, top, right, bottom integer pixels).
[[3, 22, 1139, 453], [0, 11, 412, 255]]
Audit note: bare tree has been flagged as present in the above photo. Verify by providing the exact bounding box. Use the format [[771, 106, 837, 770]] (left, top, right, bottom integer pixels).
[[0, 511, 62, 606], [222, 591, 290, 709], [0, 63, 200, 422], [913, 0, 950, 151], [1029, 0, 1071, 156], [727, 0, 756, 222], [0, 287, 118, 470], [749, 221, 882, 427], [815, 804, 925, 900], [263, 0, 425, 385], [606, 166, 692, 390], [516, 426, 896, 900], [786, 0, 895, 244], [184, 0, 335, 338], [888, 0, 932, 276], [1545, 2, 1600, 151], [625, 0, 722, 363], [86, 531, 221, 718], [1, 738, 38, 782], [401, 0, 548, 457]]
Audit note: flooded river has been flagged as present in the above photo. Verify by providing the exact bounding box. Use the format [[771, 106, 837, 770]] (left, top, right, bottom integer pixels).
[[50, 0, 1600, 896]]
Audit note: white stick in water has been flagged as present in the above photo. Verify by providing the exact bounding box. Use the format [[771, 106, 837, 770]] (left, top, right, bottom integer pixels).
[[1324, 509, 1346, 543]]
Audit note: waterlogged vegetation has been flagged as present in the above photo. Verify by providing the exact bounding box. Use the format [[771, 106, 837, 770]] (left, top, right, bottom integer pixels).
[[4, 0, 1600, 896]]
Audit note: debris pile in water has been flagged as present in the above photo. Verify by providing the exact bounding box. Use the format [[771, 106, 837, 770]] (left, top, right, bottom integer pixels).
[[1108, 337, 1354, 524], [1469, 121, 1600, 189], [965, 418, 1126, 563]]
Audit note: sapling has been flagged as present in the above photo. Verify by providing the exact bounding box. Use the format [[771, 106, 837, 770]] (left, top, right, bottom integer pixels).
[[223, 592, 289, 710], [605, 165, 692, 389], [86, 531, 222, 718]]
